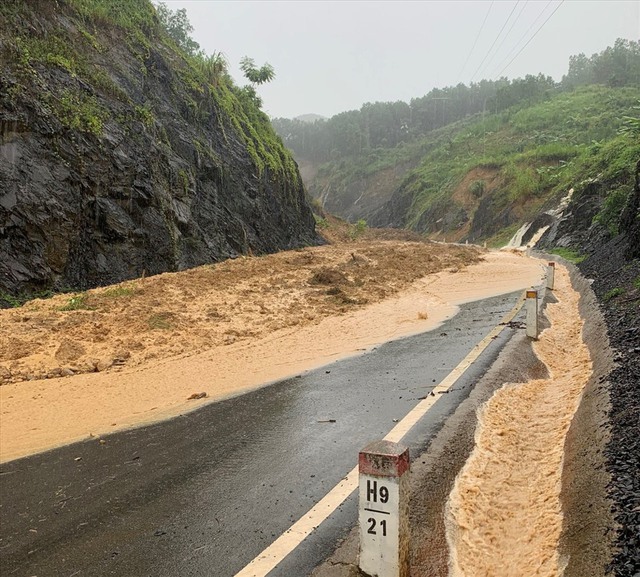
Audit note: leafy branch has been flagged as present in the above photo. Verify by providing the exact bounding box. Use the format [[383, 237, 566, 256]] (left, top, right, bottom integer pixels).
[[618, 101, 640, 136], [239, 57, 275, 86]]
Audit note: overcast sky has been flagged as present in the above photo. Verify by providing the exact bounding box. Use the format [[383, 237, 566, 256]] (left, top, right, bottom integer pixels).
[[159, 1, 640, 119]]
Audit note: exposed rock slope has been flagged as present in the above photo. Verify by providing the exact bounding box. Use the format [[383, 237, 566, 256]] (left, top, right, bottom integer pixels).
[[0, 0, 318, 299]]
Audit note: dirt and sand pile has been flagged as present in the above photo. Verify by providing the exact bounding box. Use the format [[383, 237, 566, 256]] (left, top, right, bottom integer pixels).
[[0, 234, 480, 386]]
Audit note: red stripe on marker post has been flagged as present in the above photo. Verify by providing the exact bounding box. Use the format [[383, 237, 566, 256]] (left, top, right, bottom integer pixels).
[[546, 262, 555, 290]]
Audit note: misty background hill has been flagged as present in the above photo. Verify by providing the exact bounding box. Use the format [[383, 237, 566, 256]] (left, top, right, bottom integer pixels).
[[272, 39, 640, 255]]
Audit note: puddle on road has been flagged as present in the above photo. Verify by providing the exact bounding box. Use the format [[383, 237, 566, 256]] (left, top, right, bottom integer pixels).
[[445, 265, 591, 577]]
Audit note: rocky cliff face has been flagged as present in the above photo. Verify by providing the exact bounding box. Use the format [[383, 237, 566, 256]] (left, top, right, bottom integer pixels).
[[620, 159, 640, 259], [538, 160, 640, 259], [0, 0, 318, 299], [310, 160, 418, 225]]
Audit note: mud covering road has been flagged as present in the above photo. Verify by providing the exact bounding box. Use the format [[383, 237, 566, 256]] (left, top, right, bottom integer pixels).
[[312, 260, 616, 577], [0, 293, 524, 577]]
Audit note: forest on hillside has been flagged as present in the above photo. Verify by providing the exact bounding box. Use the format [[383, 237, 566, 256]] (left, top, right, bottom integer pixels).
[[271, 39, 640, 249], [272, 39, 640, 164]]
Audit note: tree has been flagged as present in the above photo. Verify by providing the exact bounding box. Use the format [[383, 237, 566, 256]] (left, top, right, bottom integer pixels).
[[563, 53, 593, 89], [155, 2, 201, 56], [562, 39, 640, 90], [237, 57, 275, 109], [592, 39, 640, 87], [240, 57, 275, 85]]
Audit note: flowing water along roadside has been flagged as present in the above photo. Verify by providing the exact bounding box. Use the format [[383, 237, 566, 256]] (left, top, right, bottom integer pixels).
[[314, 259, 616, 577], [445, 265, 592, 576]]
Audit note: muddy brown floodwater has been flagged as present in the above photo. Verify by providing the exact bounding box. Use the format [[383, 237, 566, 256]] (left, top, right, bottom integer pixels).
[[445, 264, 592, 577]]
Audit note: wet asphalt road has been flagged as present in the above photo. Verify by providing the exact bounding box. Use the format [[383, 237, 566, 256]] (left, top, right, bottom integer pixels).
[[0, 292, 522, 577]]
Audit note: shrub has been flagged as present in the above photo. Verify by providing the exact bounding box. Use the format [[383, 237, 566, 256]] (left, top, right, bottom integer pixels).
[[469, 179, 485, 197], [593, 187, 630, 235], [349, 219, 368, 240]]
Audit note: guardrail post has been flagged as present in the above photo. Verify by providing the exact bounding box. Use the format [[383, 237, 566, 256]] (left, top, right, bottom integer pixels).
[[526, 289, 539, 339], [546, 262, 555, 290], [358, 440, 410, 577]]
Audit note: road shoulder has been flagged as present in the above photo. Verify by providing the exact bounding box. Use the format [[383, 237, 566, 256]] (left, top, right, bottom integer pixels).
[[311, 327, 546, 576], [311, 263, 615, 577]]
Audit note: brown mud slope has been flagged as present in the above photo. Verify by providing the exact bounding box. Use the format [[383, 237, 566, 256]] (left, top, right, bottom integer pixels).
[[0, 229, 546, 464], [0, 235, 478, 386]]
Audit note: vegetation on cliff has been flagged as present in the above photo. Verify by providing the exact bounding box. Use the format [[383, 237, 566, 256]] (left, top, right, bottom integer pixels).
[[0, 0, 317, 300], [1, 0, 298, 180]]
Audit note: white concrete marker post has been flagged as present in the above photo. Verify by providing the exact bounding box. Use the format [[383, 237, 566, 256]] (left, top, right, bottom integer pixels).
[[526, 289, 539, 339], [358, 440, 410, 577], [546, 262, 555, 290]]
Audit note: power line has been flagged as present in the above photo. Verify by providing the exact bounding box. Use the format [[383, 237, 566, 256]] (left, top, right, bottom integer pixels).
[[457, 1, 494, 83], [495, 0, 565, 78], [470, 1, 522, 82], [490, 1, 553, 77], [481, 1, 529, 78], [490, 0, 554, 79]]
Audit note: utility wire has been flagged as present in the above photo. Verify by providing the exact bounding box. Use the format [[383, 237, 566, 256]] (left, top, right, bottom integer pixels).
[[490, 0, 554, 78], [482, 1, 529, 78], [470, 1, 521, 82], [457, 1, 494, 83], [495, 0, 565, 78], [490, 0, 553, 76]]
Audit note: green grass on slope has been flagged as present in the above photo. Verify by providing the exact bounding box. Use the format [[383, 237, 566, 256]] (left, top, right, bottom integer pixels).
[[311, 115, 487, 213], [0, 0, 298, 184], [402, 85, 640, 233], [308, 84, 639, 237], [548, 248, 587, 264]]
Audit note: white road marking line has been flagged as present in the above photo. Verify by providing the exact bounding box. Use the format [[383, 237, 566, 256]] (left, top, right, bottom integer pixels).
[[234, 294, 526, 577], [234, 467, 359, 577], [385, 293, 524, 443]]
